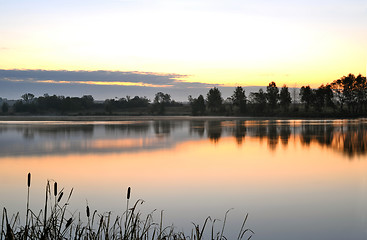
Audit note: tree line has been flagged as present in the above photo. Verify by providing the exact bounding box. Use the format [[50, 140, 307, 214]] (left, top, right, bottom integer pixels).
[[1, 73, 366, 117], [189, 73, 367, 116]]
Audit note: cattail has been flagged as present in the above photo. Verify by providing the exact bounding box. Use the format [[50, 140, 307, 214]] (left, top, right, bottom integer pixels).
[[54, 182, 57, 197], [65, 218, 73, 229], [26, 172, 31, 239], [86, 206, 90, 218], [27, 173, 31, 187], [127, 187, 131, 200], [57, 191, 64, 202]]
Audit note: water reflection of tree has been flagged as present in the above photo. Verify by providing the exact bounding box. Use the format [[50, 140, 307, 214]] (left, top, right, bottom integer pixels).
[[153, 121, 174, 137], [207, 121, 222, 143], [300, 124, 312, 145], [22, 128, 35, 139], [267, 122, 279, 150], [299, 122, 367, 158], [318, 125, 334, 146], [16, 125, 95, 139], [232, 121, 246, 145], [189, 120, 205, 138], [339, 124, 367, 157], [0, 127, 8, 135], [253, 122, 267, 140], [105, 123, 149, 135], [280, 123, 291, 146], [300, 124, 335, 147]]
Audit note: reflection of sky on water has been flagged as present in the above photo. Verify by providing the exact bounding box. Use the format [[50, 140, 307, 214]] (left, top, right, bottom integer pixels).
[[0, 119, 366, 240], [0, 119, 366, 158]]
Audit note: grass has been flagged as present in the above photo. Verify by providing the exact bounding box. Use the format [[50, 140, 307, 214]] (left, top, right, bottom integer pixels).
[[1, 173, 254, 240]]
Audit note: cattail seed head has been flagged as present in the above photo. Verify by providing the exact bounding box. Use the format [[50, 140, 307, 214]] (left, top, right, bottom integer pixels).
[[86, 206, 90, 218], [127, 187, 131, 200], [65, 218, 72, 229], [57, 192, 64, 203], [54, 182, 57, 197], [27, 173, 31, 188]]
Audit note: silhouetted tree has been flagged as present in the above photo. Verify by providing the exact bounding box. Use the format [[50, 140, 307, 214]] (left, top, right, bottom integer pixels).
[[354, 74, 367, 113], [81, 95, 94, 109], [266, 82, 279, 111], [279, 85, 292, 112], [14, 93, 37, 113], [188, 95, 206, 115], [21, 93, 35, 103], [128, 96, 150, 108], [332, 74, 356, 112], [1, 102, 9, 113], [332, 74, 367, 113], [153, 92, 172, 115], [206, 87, 223, 114], [37, 94, 63, 111], [313, 84, 334, 111], [249, 89, 267, 114], [300, 86, 314, 112], [322, 84, 335, 109], [231, 86, 247, 115], [104, 99, 116, 114]]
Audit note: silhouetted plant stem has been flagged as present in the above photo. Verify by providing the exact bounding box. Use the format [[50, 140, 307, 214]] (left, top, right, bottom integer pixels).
[[25, 173, 31, 240], [124, 187, 131, 239], [220, 208, 233, 240], [1, 208, 5, 240]]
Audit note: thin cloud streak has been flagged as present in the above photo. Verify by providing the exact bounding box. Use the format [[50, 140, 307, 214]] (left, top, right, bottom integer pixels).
[[0, 69, 230, 101], [0, 69, 218, 89], [19, 79, 174, 88]]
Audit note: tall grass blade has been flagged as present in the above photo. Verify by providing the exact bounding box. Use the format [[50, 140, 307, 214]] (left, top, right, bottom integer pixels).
[[220, 208, 233, 240]]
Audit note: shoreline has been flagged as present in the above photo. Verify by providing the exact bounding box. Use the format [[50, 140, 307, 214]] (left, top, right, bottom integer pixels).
[[0, 115, 277, 122], [0, 115, 366, 122]]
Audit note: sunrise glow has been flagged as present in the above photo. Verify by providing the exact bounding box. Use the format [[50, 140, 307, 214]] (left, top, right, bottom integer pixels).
[[1, 0, 366, 96]]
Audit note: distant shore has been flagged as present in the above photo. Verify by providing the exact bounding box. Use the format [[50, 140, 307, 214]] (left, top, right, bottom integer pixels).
[[0, 115, 274, 122], [0, 115, 365, 122]]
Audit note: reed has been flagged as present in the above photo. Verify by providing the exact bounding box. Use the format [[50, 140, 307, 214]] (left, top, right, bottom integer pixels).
[[0, 174, 254, 240], [25, 173, 31, 240]]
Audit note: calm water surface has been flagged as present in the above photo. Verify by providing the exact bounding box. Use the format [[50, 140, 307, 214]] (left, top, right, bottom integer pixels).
[[0, 119, 366, 240]]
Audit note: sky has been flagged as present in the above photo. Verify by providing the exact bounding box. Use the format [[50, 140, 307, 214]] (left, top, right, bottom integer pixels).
[[0, 0, 366, 101]]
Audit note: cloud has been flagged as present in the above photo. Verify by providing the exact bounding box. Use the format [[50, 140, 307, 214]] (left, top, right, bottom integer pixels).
[[0, 69, 223, 89], [0, 69, 225, 101], [0, 69, 187, 86]]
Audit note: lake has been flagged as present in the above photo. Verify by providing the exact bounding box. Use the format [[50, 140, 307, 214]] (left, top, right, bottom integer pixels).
[[0, 118, 366, 240]]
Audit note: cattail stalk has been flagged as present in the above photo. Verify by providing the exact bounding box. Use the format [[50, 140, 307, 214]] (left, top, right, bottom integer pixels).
[[53, 182, 58, 217], [53, 182, 58, 238], [124, 187, 131, 239], [42, 181, 49, 238], [25, 173, 31, 240], [86, 205, 91, 237]]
